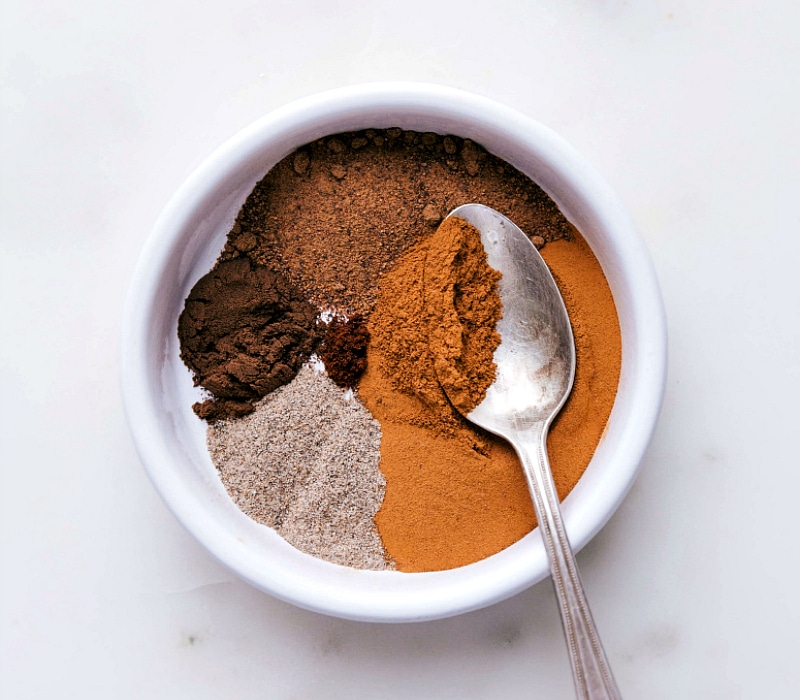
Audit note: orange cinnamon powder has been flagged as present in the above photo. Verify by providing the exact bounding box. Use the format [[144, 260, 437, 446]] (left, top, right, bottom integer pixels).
[[359, 223, 621, 572]]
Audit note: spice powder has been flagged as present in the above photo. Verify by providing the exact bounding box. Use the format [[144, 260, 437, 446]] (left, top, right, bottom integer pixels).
[[363, 220, 621, 571], [178, 128, 622, 572]]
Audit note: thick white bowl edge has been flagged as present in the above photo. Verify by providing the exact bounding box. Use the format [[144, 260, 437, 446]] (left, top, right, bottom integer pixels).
[[120, 82, 667, 622]]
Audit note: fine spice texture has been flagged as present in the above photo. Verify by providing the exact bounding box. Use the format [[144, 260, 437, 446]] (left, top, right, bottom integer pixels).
[[540, 235, 622, 492], [178, 257, 321, 421], [178, 128, 622, 572], [318, 315, 369, 389], [216, 128, 573, 316], [359, 219, 534, 571], [209, 365, 391, 570], [360, 221, 622, 572], [425, 217, 502, 416]]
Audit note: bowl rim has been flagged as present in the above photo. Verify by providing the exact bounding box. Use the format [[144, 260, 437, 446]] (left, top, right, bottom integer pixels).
[[121, 81, 667, 622]]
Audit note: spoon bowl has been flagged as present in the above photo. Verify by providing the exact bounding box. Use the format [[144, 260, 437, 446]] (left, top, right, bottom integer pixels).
[[441, 204, 621, 699], [448, 204, 576, 435]]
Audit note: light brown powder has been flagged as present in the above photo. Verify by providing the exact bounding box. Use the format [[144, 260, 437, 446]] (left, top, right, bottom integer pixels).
[[208, 364, 391, 570], [425, 216, 502, 416], [220, 129, 574, 316]]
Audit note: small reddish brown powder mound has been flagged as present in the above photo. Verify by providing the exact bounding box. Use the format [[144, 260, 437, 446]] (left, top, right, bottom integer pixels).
[[319, 315, 370, 388]]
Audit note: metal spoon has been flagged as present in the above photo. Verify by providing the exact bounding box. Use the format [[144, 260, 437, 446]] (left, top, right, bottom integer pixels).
[[441, 204, 621, 700]]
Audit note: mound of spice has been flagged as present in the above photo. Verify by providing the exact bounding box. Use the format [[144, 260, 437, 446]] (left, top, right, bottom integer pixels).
[[318, 315, 369, 389], [208, 364, 389, 570], [358, 215, 534, 571], [422, 216, 502, 416], [178, 257, 321, 421], [362, 219, 621, 571], [177, 128, 622, 572], [216, 128, 574, 316]]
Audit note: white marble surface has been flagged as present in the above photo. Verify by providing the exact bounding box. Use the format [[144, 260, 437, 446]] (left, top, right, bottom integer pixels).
[[2, 1, 799, 697]]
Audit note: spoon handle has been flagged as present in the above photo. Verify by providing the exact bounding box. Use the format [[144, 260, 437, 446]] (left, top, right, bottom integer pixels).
[[514, 425, 621, 700]]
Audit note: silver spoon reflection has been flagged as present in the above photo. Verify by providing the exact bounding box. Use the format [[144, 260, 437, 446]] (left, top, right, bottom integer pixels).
[[440, 204, 621, 700]]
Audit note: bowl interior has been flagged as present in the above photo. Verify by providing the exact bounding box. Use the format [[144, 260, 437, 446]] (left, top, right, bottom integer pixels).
[[122, 84, 665, 622]]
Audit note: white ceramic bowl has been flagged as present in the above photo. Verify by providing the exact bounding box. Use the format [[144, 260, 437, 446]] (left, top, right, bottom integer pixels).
[[121, 83, 667, 622]]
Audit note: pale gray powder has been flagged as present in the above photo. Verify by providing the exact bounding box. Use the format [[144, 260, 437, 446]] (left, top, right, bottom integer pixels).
[[207, 363, 392, 570]]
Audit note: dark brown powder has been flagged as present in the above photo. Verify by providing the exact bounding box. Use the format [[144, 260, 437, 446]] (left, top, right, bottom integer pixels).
[[178, 257, 321, 421]]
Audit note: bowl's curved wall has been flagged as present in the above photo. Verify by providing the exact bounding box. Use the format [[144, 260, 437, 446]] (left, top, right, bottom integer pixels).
[[121, 82, 667, 622]]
